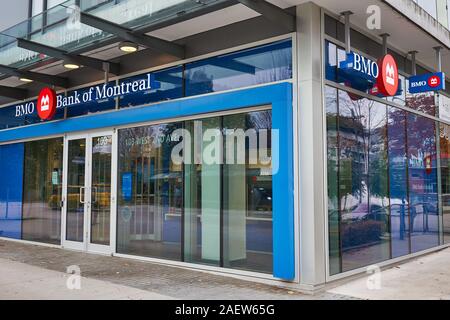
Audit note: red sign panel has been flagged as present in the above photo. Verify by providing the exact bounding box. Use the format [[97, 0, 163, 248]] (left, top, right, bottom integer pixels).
[[37, 87, 57, 121], [376, 54, 399, 97], [428, 75, 441, 88]]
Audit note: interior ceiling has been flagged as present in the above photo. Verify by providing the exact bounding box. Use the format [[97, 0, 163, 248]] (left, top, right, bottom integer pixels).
[[0, 0, 449, 91]]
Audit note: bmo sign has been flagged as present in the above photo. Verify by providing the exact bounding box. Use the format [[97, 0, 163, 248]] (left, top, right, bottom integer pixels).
[[340, 52, 399, 96], [377, 54, 399, 96], [339, 52, 379, 89], [37, 87, 57, 120], [409, 72, 445, 94], [15, 102, 35, 117]]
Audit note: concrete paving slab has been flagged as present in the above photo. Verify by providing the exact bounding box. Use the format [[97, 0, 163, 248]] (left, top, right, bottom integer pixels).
[[0, 258, 173, 300], [328, 249, 450, 300], [0, 239, 355, 300]]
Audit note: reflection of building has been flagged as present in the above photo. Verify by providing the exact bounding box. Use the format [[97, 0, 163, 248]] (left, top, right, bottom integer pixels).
[[1, 0, 450, 293]]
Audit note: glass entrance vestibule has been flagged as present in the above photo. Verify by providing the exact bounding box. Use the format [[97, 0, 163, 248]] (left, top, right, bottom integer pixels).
[[0, 82, 295, 281]]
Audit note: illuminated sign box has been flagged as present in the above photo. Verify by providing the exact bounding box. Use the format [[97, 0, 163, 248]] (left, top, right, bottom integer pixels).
[[408, 72, 446, 94], [339, 51, 401, 97], [339, 52, 379, 91]]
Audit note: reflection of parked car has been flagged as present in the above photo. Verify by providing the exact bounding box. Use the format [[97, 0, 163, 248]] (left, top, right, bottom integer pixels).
[[251, 187, 272, 210], [363, 205, 389, 226]]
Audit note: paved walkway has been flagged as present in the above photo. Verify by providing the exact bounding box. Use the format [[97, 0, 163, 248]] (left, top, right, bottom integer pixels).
[[0, 258, 172, 300], [3, 239, 450, 300], [328, 248, 450, 300], [0, 239, 351, 300]]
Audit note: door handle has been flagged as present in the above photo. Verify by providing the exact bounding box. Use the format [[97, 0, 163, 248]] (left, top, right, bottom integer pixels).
[[92, 187, 98, 204], [80, 187, 86, 204]]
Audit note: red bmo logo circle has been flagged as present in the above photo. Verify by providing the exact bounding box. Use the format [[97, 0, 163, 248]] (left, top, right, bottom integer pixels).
[[377, 54, 398, 97], [37, 87, 57, 120], [428, 75, 441, 88]]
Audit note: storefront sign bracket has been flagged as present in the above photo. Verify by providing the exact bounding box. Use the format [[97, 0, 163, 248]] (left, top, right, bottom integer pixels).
[[434, 46, 443, 72], [103, 62, 110, 84], [341, 11, 353, 53], [380, 33, 390, 55], [409, 50, 418, 76]]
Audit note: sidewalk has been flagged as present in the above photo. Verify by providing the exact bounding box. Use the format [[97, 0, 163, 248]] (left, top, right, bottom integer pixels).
[[0, 258, 172, 300], [5, 238, 450, 300], [0, 239, 351, 300], [328, 248, 450, 300]]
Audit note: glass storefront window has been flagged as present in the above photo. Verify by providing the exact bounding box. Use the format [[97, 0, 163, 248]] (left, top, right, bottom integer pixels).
[[326, 86, 341, 275], [407, 114, 440, 252], [119, 66, 183, 109], [22, 138, 63, 245], [222, 111, 273, 273], [327, 84, 446, 275], [117, 109, 273, 274], [336, 90, 390, 272], [406, 89, 437, 116], [388, 107, 410, 258], [117, 123, 183, 261], [183, 117, 221, 266], [185, 40, 292, 97], [325, 37, 449, 274], [441, 122, 450, 243]]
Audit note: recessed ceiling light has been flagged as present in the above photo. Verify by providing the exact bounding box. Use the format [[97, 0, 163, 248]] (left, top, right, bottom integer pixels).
[[119, 41, 138, 53], [19, 77, 33, 83], [63, 61, 80, 70]]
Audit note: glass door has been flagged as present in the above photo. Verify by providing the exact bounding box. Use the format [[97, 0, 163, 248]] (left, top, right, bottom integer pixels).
[[62, 130, 116, 254]]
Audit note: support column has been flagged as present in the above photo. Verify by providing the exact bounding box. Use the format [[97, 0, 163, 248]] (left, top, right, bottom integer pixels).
[[296, 2, 327, 289]]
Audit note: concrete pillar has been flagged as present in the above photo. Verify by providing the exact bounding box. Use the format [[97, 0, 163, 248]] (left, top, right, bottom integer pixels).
[[296, 2, 327, 289]]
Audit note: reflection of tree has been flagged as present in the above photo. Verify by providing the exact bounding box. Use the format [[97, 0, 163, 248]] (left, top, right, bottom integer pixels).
[[387, 108, 408, 201], [338, 92, 389, 211], [406, 92, 435, 115], [248, 111, 272, 130], [188, 70, 213, 95]]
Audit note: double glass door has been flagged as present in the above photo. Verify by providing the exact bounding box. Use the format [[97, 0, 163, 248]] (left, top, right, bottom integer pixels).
[[62, 131, 116, 254]]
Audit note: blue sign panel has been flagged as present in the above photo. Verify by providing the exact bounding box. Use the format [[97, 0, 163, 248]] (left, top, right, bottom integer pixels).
[[339, 52, 380, 91], [122, 173, 132, 201], [409, 72, 446, 94]]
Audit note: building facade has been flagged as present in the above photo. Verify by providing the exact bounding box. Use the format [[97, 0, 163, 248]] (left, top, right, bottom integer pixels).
[[0, 0, 449, 292]]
